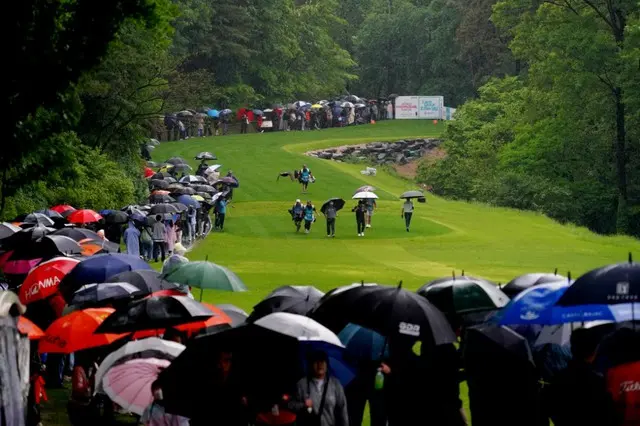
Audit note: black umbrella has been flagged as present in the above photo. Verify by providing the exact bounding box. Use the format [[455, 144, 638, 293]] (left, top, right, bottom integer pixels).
[[147, 161, 162, 168], [309, 283, 456, 345], [400, 190, 424, 199], [196, 192, 212, 201], [502, 272, 567, 298], [95, 296, 215, 333], [151, 179, 170, 190], [52, 227, 101, 242], [191, 184, 216, 194], [166, 157, 188, 165], [149, 204, 179, 215], [70, 282, 144, 307], [40, 235, 82, 256], [152, 172, 173, 180], [247, 285, 325, 322], [215, 304, 248, 327], [1, 225, 56, 249], [170, 186, 195, 196], [167, 183, 185, 191], [171, 163, 193, 173], [556, 258, 639, 307], [0, 222, 21, 240], [170, 203, 188, 213], [103, 211, 129, 225], [163, 177, 178, 184], [106, 270, 179, 294], [149, 194, 176, 205], [34, 209, 65, 220], [19, 213, 55, 227], [195, 152, 217, 161], [320, 198, 345, 214]]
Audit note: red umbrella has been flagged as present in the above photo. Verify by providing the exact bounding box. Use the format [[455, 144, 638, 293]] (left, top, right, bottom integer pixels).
[[174, 303, 232, 337], [67, 209, 103, 225], [39, 308, 128, 354], [18, 317, 45, 340], [144, 167, 155, 178], [3, 258, 42, 275], [0, 250, 13, 268], [50, 205, 76, 214], [19, 257, 81, 304]]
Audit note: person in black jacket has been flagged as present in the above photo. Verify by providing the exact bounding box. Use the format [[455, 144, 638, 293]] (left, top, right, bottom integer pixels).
[[352, 201, 367, 237]]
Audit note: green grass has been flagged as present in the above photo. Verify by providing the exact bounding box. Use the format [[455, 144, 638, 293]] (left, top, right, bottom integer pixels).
[[44, 120, 639, 424]]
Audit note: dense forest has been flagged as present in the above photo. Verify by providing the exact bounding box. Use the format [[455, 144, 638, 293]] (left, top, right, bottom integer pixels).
[[5, 0, 639, 238]]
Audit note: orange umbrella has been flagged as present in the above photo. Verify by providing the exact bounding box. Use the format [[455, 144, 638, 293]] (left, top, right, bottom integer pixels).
[[39, 308, 128, 354], [151, 190, 170, 196], [18, 317, 45, 340], [67, 209, 103, 225]]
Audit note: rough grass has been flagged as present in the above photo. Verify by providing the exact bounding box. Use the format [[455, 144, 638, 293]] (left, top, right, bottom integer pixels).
[[43, 120, 640, 424]]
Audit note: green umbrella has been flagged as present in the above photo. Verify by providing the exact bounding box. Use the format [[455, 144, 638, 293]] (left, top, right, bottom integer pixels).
[[161, 261, 247, 300], [416, 278, 509, 317]]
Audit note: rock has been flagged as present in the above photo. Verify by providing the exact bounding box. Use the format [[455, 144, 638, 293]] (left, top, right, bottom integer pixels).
[[343, 147, 355, 154], [377, 153, 387, 161], [395, 153, 406, 164], [318, 152, 333, 159], [332, 153, 344, 160]]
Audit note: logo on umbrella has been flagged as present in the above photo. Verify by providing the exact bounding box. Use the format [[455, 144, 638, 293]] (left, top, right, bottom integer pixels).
[[520, 311, 540, 321], [608, 281, 636, 301], [398, 322, 420, 337], [25, 277, 61, 301]]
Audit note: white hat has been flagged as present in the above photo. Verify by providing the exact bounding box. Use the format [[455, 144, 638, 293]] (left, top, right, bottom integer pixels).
[[174, 243, 188, 255], [295, 199, 301, 203]]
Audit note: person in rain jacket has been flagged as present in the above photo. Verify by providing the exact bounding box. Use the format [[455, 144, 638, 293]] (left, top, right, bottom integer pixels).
[[215, 198, 228, 231], [323, 201, 337, 238], [152, 215, 167, 262], [303, 201, 316, 234], [123, 221, 140, 257], [291, 350, 349, 426], [187, 207, 197, 243], [290, 199, 304, 232], [165, 219, 177, 255], [352, 201, 367, 237]]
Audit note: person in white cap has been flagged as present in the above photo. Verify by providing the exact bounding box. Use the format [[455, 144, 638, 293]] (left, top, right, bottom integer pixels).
[[162, 243, 193, 299], [289, 199, 305, 232]]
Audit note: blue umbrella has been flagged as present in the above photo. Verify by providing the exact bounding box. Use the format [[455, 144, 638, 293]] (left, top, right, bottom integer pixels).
[[496, 283, 569, 326], [99, 209, 115, 216], [338, 323, 389, 361], [176, 195, 200, 208], [252, 109, 264, 116], [58, 253, 152, 301], [299, 340, 355, 387], [207, 109, 219, 118]]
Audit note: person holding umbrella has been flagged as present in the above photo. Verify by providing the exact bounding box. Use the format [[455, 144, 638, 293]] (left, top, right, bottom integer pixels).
[[401, 199, 414, 232], [323, 202, 338, 238], [352, 201, 367, 237]]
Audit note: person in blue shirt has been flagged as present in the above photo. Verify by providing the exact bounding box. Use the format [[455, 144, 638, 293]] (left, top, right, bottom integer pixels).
[[300, 165, 313, 193], [215, 198, 229, 231], [303, 201, 317, 234]]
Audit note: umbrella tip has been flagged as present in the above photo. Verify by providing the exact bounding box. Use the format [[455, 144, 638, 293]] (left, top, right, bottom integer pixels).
[[554, 267, 558, 275], [629, 252, 633, 263], [452, 270, 455, 280], [567, 271, 572, 282], [361, 280, 364, 286], [397, 280, 403, 289]]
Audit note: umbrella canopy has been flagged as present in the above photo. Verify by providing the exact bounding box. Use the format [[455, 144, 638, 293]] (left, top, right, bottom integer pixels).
[[95, 296, 216, 334], [352, 191, 378, 200], [50, 205, 76, 214], [161, 261, 247, 292], [496, 282, 570, 326], [248, 285, 325, 322], [144, 167, 155, 178], [166, 157, 188, 165], [174, 303, 232, 337], [464, 324, 534, 364], [354, 186, 376, 194], [170, 203, 188, 213], [195, 152, 217, 161], [78, 238, 120, 256], [106, 270, 179, 294], [341, 101, 354, 108], [67, 209, 103, 225], [58, 253, 152, 301], [556, 260, 639, 307], [18, 316, 45, 340], [149, 194, 175, 204], [170, 186, 196, 196], [149, 204, 178, 215], [320, 198, 345, 214], [417, 279, 510, 316], [40, 235, 82, 256], [103, 211, 129, 225], [103, 358, 170, 415], [38, 308, 128, 354], [216, 304, 248, 327], [207, 109, 219, 118], [179, 175, 206, 185], [191, 195, 205, 202], [52, 227, 102, 242], [19, 257, 80, 304], [204, 165, 222, 175], [175, 195, 199, 208], [502, 273, 568, 298], [71, 282, 144, 307], [400, 190, 424, 199], [191, 184, 216, 194], [151, 179, 170, 190], [20, 213, 55, 227], [1, 225, 55, 249], [338, 323, 389, 362], [0, 222, 22, 240], [253, 109, 264, 116], [310, 283, 457, 346]]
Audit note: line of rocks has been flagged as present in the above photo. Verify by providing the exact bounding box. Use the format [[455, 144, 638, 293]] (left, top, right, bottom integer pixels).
[[305, 138, 442, 165]]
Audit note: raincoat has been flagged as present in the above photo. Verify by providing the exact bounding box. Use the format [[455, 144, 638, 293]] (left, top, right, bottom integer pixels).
[[165, 223, 177, 253], [123, 222, 141, 257]]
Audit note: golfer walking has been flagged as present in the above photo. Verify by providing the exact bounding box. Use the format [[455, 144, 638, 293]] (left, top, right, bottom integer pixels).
[[402, 199, 414, 232], [323, 201, 337, 238], [353, 201, 367, 237]]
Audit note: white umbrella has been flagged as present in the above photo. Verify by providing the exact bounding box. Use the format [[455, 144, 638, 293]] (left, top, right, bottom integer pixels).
[[342, 101, 354, 108], [253, 312, 344, 347], [95, 337, 185, 395], [354, 103, 366, 108], [534, 320, 614, 347], [352, 191, 379, 200], [204, 164, 222, 175]]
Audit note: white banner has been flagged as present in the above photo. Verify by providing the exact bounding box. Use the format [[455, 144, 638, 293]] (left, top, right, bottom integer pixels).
[[395, 96, 444, 120]]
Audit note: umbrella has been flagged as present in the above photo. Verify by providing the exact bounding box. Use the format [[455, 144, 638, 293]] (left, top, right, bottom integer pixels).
[[195, 152, 217, 161], [556, 259, 639, 307], [502, 273, 568, 298], [170, 203, 188, 213], [151, 179, 170, 190], [352, 191, 378, 200], [70, 282, 144, 306], [2, 257, 42, 276], [67, 209, 103, 225], [152, 172, 172, 180], [103, 211, 129, 225], [216, 304, 248, 327], [38, 308, 128, 354], [311, 104, 323, 109], [179, 175, 206, 185], [354, 186, 376, 194], [34, 209, 65, 220], [170, 186, 196, 196], [174, 303, 232, 337], [151, 190, 170, 196], [19, 257, 80, 305], [52, 228, 101, 242], [20, 213, 55, 227], [144, 167, 155, 178], [166, 157, 188, 165], [149, 204, 178, 215], [400, 190, 424, 199], [204, 165, 222, 175], [0, 222, 21, 240], [50, 205, 76, 214], [212, 176, 239, 188], [196, 192, 212, 201], [320, 198, 346, 214], [95, 337, 185, 395], [417, 278, 510, 316], [106, 270, 179, 294], [207, 109, 219, 118], [147, 161, 162, 168], [464, 324, 534, 364], [41, 235, 82, 256], [78, 238, 120, 256], [338, 323, 389, 362], [149, 194, 175, 204], [191, 184, 216, 194], [341, 102, 354, 108], [176, 194, 200, 208], [252, 109, 264, 116], [58, 254, 152, 301], [496, 282, 570, 326], [161, 261, 247, 295], [247, 285, 325, 322], [18, 316, 45, 340], [309, 283, 457, 346], [102, 358, 170, 415], [95, 296, 215, 334]]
